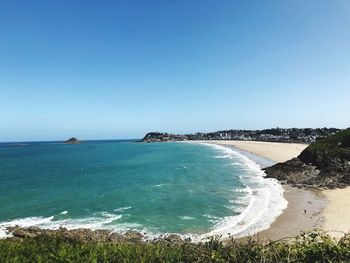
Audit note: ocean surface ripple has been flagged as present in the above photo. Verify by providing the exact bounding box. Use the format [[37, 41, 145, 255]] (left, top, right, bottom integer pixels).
[[0, 141, 287, 240]]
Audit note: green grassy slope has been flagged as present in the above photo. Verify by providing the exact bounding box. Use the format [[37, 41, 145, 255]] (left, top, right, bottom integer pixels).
[[1, 231, 350, 263]]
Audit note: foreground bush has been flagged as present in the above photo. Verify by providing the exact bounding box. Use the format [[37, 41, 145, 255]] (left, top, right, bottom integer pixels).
[[0, 230, 349, 262]]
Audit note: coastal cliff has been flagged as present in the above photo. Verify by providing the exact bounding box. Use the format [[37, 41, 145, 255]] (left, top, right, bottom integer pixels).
[[264, 128, 350, 188]]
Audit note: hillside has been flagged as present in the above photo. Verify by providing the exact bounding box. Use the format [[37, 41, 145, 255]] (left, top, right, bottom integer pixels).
[[1, 231, 349, 262], [140, 128, 339, 143], [264, 128, 350, 188]]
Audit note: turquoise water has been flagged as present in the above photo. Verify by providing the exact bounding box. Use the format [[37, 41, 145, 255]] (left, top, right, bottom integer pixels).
[[0, 141, 286, 239]]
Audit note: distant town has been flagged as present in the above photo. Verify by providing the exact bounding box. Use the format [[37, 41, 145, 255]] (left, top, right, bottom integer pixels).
[[141, 128, 341, 143]]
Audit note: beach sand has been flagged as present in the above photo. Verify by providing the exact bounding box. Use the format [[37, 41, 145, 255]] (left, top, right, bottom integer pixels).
[[253, 186, 326, 241], [203, 140, 308, 163], [203, 140, 349, 240], [322, 187, 350, 238]]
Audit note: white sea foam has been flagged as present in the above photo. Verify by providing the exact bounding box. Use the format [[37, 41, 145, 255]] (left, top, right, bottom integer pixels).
[[0, 216, 55, 238], [114, 206, 132, 212], [203, 214, 221, 224], [0, 212, 123, 238], [60, 211, 68, 215], [230, 162, 243, 166], [213, 155, 230, 159], [152, 183, 169, 188], [0, 228, 8, 238], [179, 216, 196, 220], [230, 185, 252, 193], [198, 143, 288, 240], [0, 216, 55, 228]]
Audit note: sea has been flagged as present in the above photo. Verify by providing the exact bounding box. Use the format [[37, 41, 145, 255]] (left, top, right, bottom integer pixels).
[[0, 140, 287, 240]]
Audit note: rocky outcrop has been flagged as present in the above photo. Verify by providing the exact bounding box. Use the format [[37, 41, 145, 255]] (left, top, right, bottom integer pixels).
[[141, 132, 187, 142], [264, 158, 320, 187], [5, 226, 145, 243], [65, 137, 81, 144], [4, 226, 187, 244], [264, 128, 350, 188], [163, 234, 184, 243]]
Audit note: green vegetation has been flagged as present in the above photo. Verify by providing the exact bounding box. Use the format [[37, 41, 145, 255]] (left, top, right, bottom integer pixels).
[[265, 128, 350, 188], [1, 231, 350, 262], [299, 128, 350, 167]]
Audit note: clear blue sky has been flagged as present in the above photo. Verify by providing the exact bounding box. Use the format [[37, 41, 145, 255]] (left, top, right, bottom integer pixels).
[[1, 0, 349, 141]]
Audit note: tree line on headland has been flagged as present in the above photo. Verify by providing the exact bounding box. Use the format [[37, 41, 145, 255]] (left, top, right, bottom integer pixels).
[[141, 127, 340, 143]]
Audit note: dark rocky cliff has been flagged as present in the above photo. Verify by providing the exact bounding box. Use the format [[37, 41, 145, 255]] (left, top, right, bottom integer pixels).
[[264, 128, 350, 188]]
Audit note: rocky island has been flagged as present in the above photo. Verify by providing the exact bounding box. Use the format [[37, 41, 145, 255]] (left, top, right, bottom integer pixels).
[[65, 137, 81, 144], [264, 128, 350, 188]]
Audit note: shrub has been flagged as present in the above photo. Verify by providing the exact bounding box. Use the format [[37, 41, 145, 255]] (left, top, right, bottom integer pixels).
[[0, 230, 349, 262]]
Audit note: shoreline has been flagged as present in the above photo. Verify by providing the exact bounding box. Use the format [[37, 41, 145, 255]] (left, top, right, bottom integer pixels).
[[1, 140, 348, 242], [203, 140, 350, 240], [254, 186, 326, 241], [0, 141, 307, 242], [201, 140, 309, 163], [200, 140, 328, 240], [198, 143, 288, 240]]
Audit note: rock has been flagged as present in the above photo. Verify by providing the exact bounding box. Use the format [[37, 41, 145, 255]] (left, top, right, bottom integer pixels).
[[4, 226, 189, 244], [108, 232, 124, 242], [12, 228, 38, 238], [27, 226, 41, 232], [164, 234, 183, 242], [65, 137, 81, 144], [122, 230, 144, 243], [264, 128, 350, 188], [61, 228, 111, 242], [264, 158, 320, 186]]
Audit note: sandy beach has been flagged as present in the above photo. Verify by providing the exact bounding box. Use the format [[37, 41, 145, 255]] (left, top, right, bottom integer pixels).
[[256, 186, 325, 241], [322, 187, 350, 238], [203, 140, 349, 240], [204, 140, 308, 163]]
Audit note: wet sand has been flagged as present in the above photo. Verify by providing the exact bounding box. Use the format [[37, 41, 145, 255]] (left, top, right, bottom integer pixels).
[[252, 185, 326, 241]]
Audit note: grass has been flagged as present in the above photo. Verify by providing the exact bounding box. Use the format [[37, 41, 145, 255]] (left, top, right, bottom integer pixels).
[[0, 230, 350, 262]]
